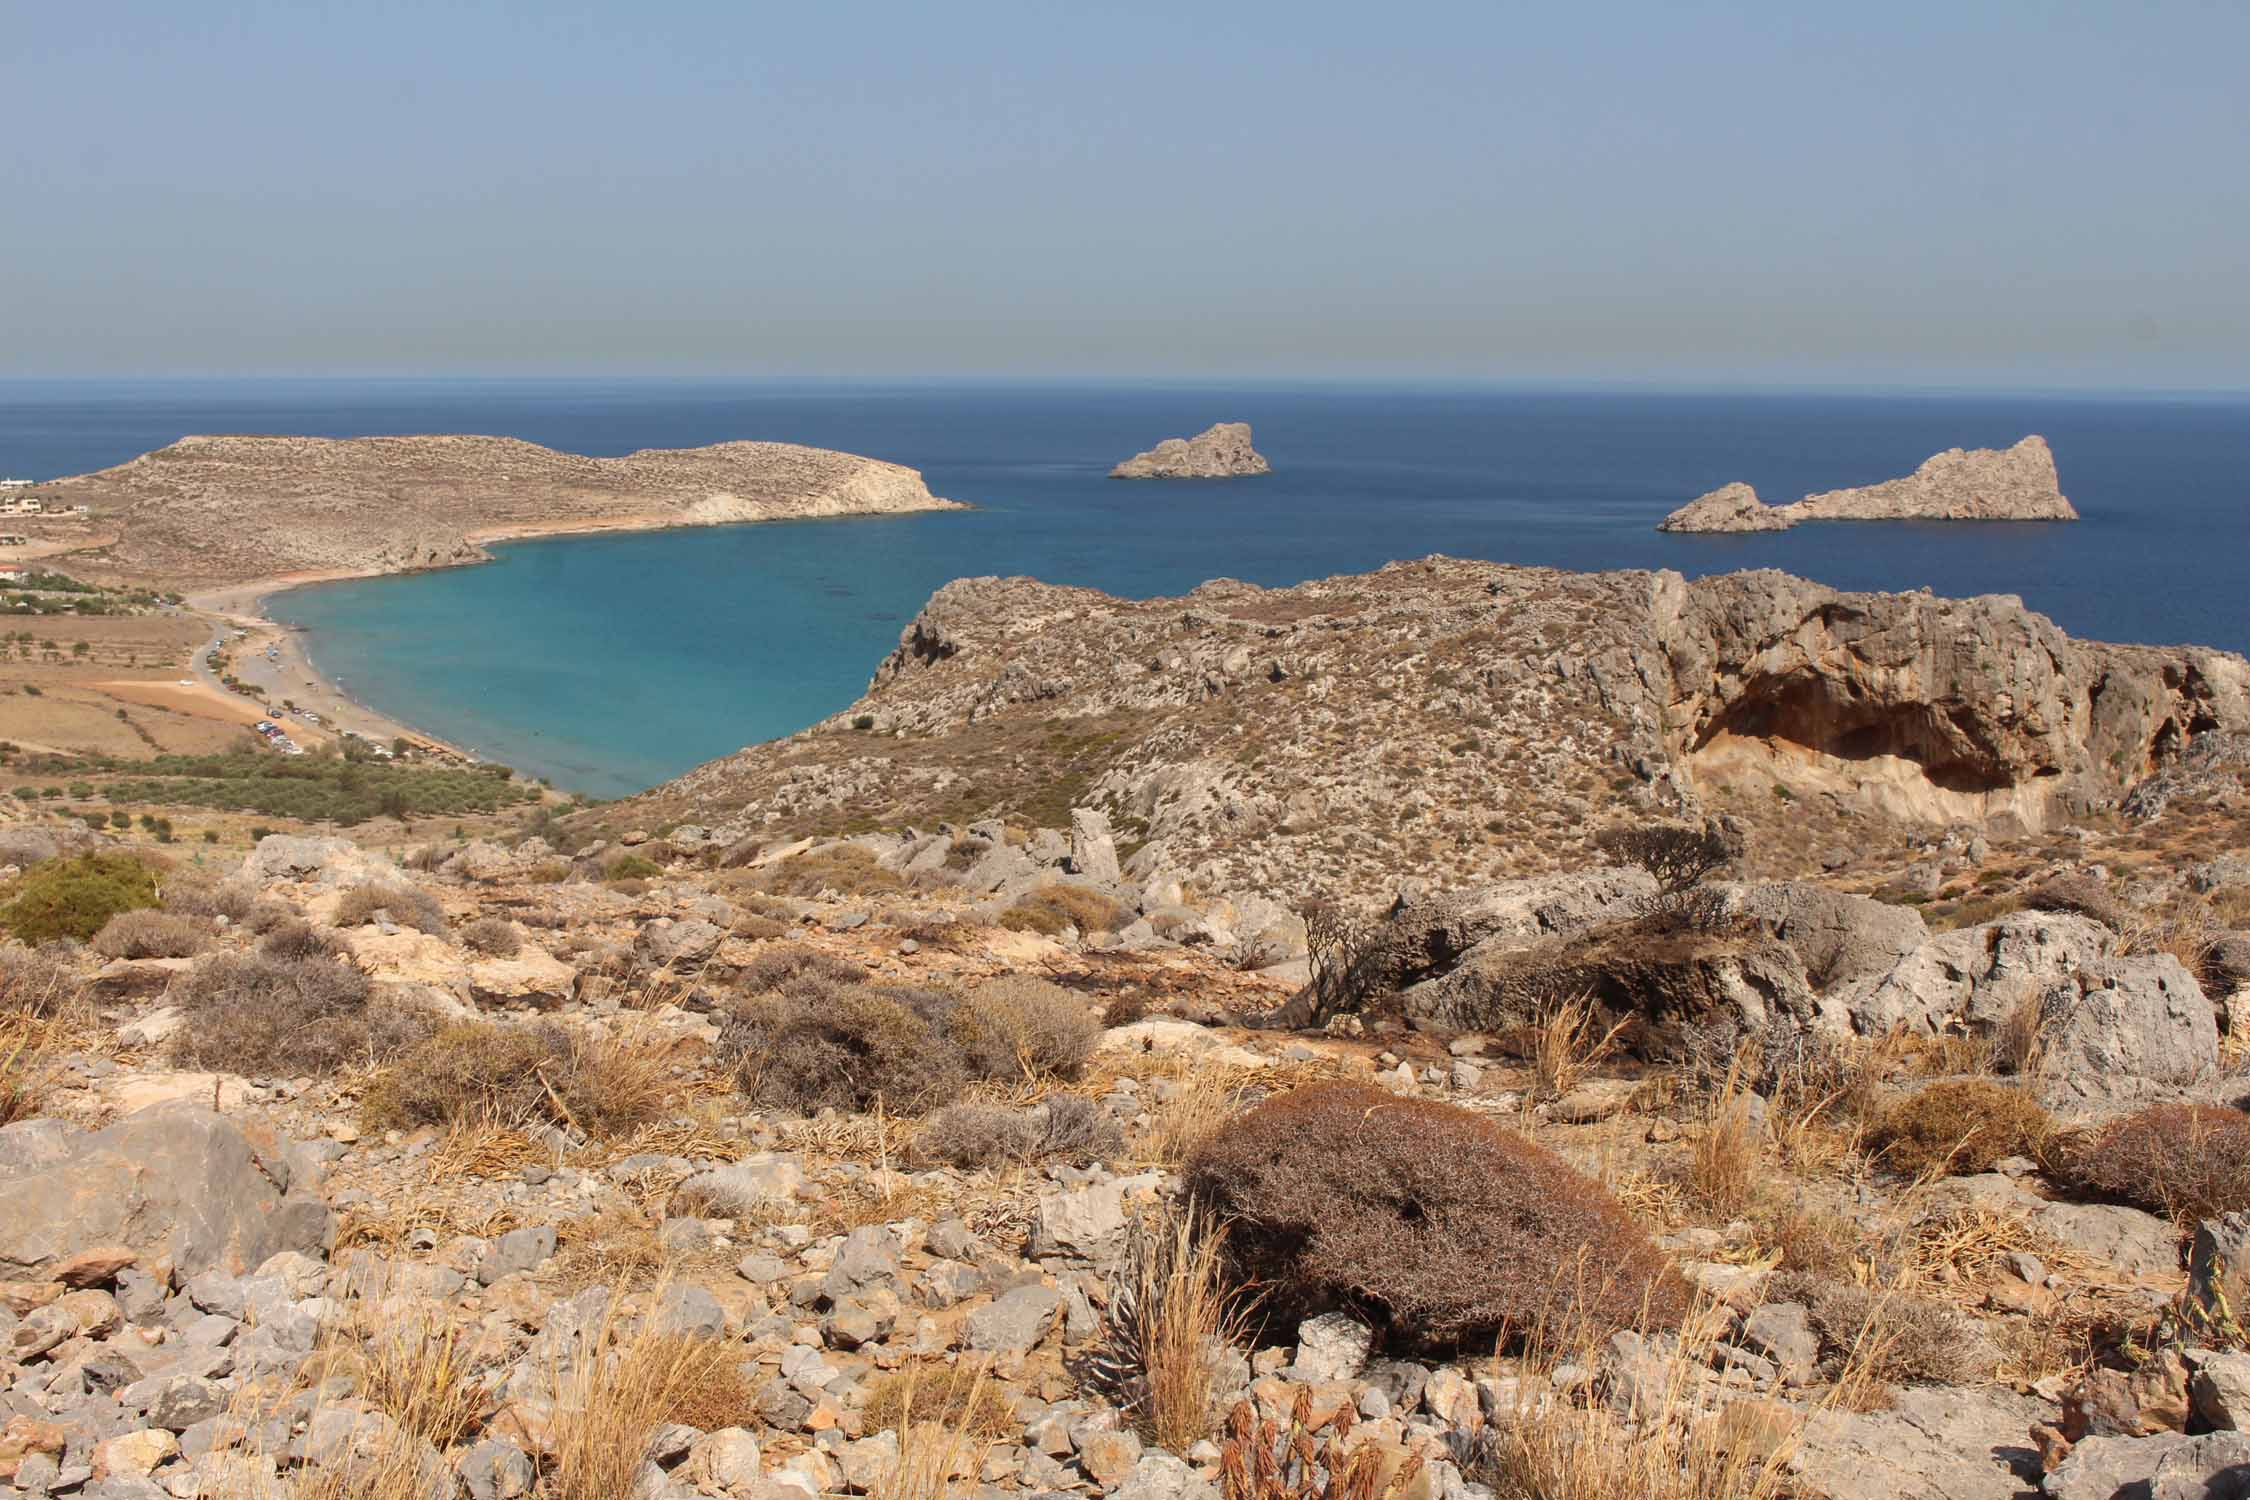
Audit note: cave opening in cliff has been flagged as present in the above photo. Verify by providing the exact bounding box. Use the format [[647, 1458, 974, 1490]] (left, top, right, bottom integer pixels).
[[1692, 675, 2018, 794]]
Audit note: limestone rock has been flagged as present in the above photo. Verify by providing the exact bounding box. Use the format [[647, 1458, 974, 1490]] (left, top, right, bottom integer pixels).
[[1659, 436, 2077, 532], [1110, 422, 1270, 480], [2036, 955, 2218, 1084], [240, 834, 398, 890], [1793, 1384, 2050, 1500], [1068, 808, 1122, 884], [1838, 911, 2113, 1037], [0, 1103, 331, 1280], [1657, 481, 1791, 533]]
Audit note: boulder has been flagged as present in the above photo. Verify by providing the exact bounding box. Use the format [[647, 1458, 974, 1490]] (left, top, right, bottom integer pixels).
[[1068, 808, 1122, 884], [240, 834, 398, 889], [1838, 911, 2113, 1037], [467, 948, 578, 1006], [635, 918, 725, 973], [1725, 881, 1930, 990], [1370, 868, 1658, 992], [966, 1284, 1062, 1353], [1110, 422, 1271, 480], [2036, 956, 2218, 1084], [440, 841, 517, 882], [0, 1104, 331, 1279], [1792, 1384, 2050, 1500]]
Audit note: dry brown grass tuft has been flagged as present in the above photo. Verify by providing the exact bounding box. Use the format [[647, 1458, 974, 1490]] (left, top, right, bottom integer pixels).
[[863, 1358, 1015, 1439], [1685, 1065, 1760, 1218], [752, 843, 903, 899], [90, 907, 209, 959], [361, 1021, 672, 1140], [1530, 992, 1626, 1099], [1221, 1388, 1426, 1500], [332, 880, 448, 935], [1131, 1059, 1255, 1168], [998, 884, 1132, 937], [865, 1361, 1002, 1500], [1105, 1201, 1259, 1449], [320, 1316, 492, 1450], [544, 1292, 751, 1500]]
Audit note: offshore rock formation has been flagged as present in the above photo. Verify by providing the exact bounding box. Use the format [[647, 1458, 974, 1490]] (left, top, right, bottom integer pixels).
[[47, 433, 964, 587], [1658, 436, 2077, 532], [1109, 421, 1271, 479], [618, 557, 2249, 903]]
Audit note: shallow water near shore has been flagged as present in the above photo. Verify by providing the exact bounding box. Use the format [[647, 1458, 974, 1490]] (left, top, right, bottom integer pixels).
[[6, 379, 2247, 797]]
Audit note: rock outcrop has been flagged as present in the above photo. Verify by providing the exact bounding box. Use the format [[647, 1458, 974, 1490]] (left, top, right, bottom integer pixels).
[[48, 433, 964, 588], [1110, 422, 1271, 479], [1658, 436, 2077, 532], [619, 557, 2250, 902]]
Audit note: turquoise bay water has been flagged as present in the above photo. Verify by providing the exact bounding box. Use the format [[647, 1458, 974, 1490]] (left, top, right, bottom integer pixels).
[[5, 380, 2247, 797]]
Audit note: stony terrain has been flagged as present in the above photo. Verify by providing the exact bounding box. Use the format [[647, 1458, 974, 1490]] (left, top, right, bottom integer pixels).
[[613, 557, 2248, 905], [1, 714, 2249, 1499], [43, 436, 964, 588], [1659, 436, 2079, 532], [1109, 425, 1270, 481]]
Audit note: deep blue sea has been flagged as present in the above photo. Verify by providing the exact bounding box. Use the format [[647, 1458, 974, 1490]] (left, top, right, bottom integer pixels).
[[2, 379, 2245, 797]]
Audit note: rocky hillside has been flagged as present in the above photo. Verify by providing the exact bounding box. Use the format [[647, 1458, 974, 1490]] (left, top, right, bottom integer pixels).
[[1660, 436, 2077, 532], [47, 434, 964, 587], [3, 746, 2250, 1500], [615, 558, 2248, 904]]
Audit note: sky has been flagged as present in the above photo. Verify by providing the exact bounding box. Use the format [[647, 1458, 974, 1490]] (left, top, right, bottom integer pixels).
[[3, 0, 2246, 387]]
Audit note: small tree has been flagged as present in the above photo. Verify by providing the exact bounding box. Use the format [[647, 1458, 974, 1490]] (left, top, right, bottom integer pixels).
[[1592, 816, 1745, 894]]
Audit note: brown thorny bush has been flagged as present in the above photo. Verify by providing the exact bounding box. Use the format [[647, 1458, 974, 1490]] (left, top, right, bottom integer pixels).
[[2043, 1103, 2250, 1223], [1865, 1079, 2052, 1179], [999, 884, 1133, 938], [169, 951, 428, 1076], [90, 908, 209, 960], [258, 916, 352, 963], [1763, 1270, 1997, 1386], [1186, 1082, 1688, 1350], [915, 1095, 1122, 1168], [718, 967, 1098, 1115]]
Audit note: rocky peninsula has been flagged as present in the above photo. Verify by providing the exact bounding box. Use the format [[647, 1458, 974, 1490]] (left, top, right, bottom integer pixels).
[[44, 433, 965, 588], [1659, 435, 2078, 532], [1109, 421, 1271, 479]]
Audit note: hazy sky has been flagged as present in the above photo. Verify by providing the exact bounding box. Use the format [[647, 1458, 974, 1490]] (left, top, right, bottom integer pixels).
[[5, 0, 2246, 385]]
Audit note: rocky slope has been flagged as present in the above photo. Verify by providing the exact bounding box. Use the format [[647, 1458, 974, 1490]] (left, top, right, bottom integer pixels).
[[616, 557, 2248, 904], [47, 434, 964, 587], [1659, 436, 2078, 532], [1109, 422, 1270, 479]]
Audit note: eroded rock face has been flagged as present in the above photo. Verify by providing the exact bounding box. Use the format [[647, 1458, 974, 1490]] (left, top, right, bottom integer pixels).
[[1657, 436, 2077, 532], [1110, 422, 1271, 479]]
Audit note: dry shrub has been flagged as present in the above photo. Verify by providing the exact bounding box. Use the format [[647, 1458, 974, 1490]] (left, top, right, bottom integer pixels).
[[458, 916, 521, 957], [0, 1017, 53, 1127], [258, 916, 351, 962], [1225, 1390, 1431, 1500], [1103, 992, 1150, 1028], [547, 1206, 670, 1291], [733, 913, 788, 941], [735, 942, 867, 995], [718, 984, 965, 1114], [2026, 874, 2127, 931], [1767, 1271, 1995, 1386], [916, 1095, 1121, 1168], [1865, 1079, 2050, 1179], [646, 1336, 762, 1432], [1747, 1199, 1861, 1280], [1103, 1202, 1257, 1450], [161, 876, 256, 921], [90, 908, 208, 960], [2044, 1103, 2250, 1222], [333, 880, 447, 935], [363, 1021, 669, 1139], [0, 946, 81, 1020], [863, 1359, 1015, 1439], [170, 951, 428, 1076], [753, 844, 902, 898], [999, 884, 1131, 937], [1592, 817, 1743, 893], [948, 973, 1099, 1080], [1187, 1082, 1688, 1350]]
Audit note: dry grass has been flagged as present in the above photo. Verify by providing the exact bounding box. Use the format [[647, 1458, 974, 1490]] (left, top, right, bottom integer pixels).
[[866, 1361, 1002, 1500], [544, 1289, 751, 1500], [1222, 1387, 1425, 1500], [1134, 1060, 1256, 1168], [1684, 1059, 1760, 1218], [361, 1021, 673, 1141], [544, 1206, 674, 1293], [320, 1316, 492, 1450], [2043, 1104, 2250, 1223], [1107, 1201, 1259, 1449], [1530, 992, 1627, 1099], [998, 884, 1132, 937], [863, 1358, 1016, 1439], [1865, 1079, 2050, 1180]]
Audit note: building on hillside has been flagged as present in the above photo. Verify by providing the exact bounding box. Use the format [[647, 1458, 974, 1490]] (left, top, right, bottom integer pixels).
[[0, 496, 44, 516]]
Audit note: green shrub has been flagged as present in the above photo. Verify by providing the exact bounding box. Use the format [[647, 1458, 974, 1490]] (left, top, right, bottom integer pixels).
[[2042, 1104, 2250, 1223], [604, 853, 663, 881], [170, 951, 425, 1076], [0, 852, 159, 943], [1186, 1082, 1688, 1350], [1866, 1079, 2050, 1179], [90, 909, 209, 960], [332, 880, 447, 935], [998, 884, 1131, 937], [1591, 817, 1744, 893]]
